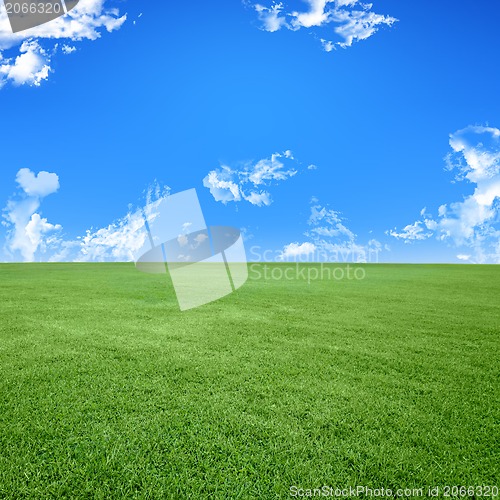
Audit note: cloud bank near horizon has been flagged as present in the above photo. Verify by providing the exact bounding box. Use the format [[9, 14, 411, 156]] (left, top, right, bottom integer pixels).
[[1, 169, 170, 263], [278, 197, 384, 262], [389, 126, 500, 263]]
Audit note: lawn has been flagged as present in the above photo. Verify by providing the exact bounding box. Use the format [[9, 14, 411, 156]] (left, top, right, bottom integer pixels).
[[0, 263, 498, 498]]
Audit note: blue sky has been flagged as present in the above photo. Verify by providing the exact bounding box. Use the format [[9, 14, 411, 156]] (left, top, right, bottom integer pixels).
[[1, 0, 500, 263]]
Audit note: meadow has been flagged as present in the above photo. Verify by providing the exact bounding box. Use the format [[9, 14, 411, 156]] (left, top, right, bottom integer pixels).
[[0, 263, 498, 498]]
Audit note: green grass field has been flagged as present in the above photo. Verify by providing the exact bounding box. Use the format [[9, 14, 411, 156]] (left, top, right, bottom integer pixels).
[[0, 263, 498, 499]]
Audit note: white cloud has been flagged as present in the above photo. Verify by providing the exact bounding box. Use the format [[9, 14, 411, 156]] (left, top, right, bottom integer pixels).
[[247, 153, 297, 185], [254, 2, 287, 32], [15, 167, 59, 197], [203, 150, 299, 206], [387, 218, 436, 242], [291, 0, 332, 28], [2, 168, 61, 261], [61, 44, 76, 54], [0, 0, 126, 87], [75, 209, 150, 262], [195, 233, 208, 244], [279, 241, 316, 260], [250, 0, 396, 51], [331, 5, 396, 48], [320, 39, 334, 52], [244, 191, 272, 207], [0, 40, 50, 87], [203, 167, 242, 204], [25, 213, 62, 258], [389, 126, 500, 263]]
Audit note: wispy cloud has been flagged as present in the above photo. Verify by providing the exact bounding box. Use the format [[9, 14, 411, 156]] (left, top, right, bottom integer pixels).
[[0, 0, 126, 88], [249, 0, 397, 51], [388, 126, 500, 263], [203, 150, 300, 207], [70, 185, 171, 263], [279, 197, 383, 262]]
